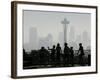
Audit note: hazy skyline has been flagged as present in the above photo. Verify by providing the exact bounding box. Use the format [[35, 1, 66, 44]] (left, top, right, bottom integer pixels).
[[23, 10, 91, 50]]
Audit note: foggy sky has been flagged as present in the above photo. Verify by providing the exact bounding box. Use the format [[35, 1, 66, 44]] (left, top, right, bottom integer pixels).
[[23, 10, 91, 46]]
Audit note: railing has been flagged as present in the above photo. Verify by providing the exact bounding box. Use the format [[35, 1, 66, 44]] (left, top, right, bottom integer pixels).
[[23, 49, 91, 69]]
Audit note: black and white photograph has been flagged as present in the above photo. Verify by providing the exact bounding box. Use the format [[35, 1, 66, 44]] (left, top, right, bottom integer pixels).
[[23, 10, 91, 69], [11, 1, 97, 78]]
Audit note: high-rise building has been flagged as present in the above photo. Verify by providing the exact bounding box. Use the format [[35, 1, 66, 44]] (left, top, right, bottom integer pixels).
[[82, 30, 90, 50], [58, 32, 64, 49], [29, 27, 38, 50], [69, 26, 75, 42], [38, 34, 53, 49]]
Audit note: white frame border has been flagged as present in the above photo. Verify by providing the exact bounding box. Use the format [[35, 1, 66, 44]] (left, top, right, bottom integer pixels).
[[16, 3, 97, 77]]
